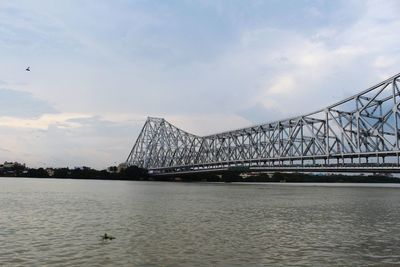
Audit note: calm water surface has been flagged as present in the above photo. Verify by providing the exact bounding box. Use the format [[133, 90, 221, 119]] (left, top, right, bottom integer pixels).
[[1, 179, 400, 266]]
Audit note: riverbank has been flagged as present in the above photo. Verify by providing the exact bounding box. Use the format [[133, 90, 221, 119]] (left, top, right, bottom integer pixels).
[[0, 161, 398, 183], [165, 171, 400, 183], [2, 170, 399, 183]]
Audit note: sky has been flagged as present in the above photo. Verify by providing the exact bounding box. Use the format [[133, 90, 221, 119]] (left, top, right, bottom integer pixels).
[[0, 0, 399, 169]]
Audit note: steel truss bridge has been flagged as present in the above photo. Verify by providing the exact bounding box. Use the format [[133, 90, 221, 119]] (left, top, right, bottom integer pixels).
[[127, 73, 400, 175]]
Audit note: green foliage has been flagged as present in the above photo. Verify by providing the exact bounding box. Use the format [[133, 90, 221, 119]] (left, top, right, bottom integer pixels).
[[27, 168, 48, 178], [53, 168, 69, 178], [119, 166, 148, 180], [10, 165, 149, 180], [1, 161, 399, 183]]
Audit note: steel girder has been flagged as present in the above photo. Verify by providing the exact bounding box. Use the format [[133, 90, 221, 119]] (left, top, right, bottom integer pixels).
[[126, 73, 400, 174]]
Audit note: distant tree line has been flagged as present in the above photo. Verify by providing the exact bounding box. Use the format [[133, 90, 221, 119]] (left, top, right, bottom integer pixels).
[[25, 166, 149, 180], [0, 161, 399, 183], [0, 163, 149, 180]]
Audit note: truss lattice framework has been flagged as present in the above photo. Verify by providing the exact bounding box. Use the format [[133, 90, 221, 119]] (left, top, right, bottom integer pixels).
[[127, 73, 400, 174]]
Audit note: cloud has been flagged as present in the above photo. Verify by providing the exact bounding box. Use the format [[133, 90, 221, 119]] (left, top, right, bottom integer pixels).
[[237, 103, 282, 125], [0, 113, 92, 129], [267, 75, 296, 96], [166, 113, 250, 136], [217, 0, 400, 120], [0, 89, 57, 118], [0, 113, 143, 168]]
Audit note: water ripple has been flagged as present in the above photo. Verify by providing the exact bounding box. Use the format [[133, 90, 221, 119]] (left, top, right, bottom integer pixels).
[[1, 179, 400, 266]]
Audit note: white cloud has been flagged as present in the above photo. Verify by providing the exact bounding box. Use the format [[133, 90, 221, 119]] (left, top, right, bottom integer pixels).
[[0, 113, 92, 129], [267, 75, 295, 95], [222, 0, 400, 120], [167, 113, 250, 136], [0, 113, 144, 168]]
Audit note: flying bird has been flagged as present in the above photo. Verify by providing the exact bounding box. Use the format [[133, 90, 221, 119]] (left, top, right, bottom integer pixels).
[[26, 67, 30, 71]]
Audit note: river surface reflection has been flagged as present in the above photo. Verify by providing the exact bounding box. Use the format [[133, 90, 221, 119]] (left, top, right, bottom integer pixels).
[[1, 179, 400, 266]]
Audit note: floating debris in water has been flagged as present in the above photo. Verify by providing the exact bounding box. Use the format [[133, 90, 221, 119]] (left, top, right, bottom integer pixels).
[[101, 233, 115, 240]]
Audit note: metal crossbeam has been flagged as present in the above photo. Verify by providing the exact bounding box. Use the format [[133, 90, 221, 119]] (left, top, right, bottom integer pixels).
[[126, 73, 400, 174]]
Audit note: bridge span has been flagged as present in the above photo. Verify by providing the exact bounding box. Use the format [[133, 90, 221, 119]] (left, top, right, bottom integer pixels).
[[127, 73, 400, 175]]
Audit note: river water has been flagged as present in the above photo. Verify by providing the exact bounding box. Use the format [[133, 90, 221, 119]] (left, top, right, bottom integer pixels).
[[1, 179, 400, 266]]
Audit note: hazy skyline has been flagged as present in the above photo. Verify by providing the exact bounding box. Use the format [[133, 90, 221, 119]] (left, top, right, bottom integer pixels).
[[0, 0, 399, 168]]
